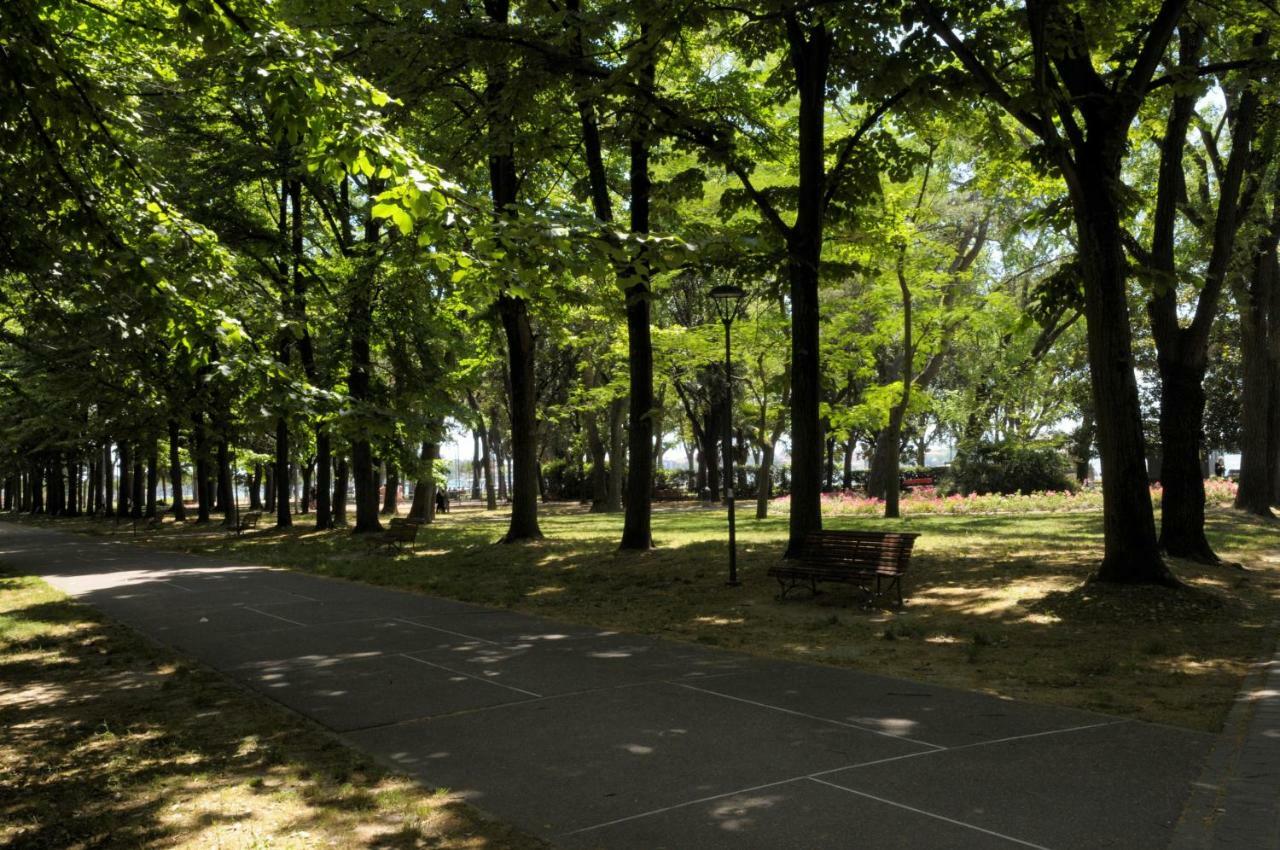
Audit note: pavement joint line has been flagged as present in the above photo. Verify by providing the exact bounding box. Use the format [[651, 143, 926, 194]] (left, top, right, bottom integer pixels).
[[341, 695, 551, 732], [164, 577, 320, 603], [397, 652, 544, 698], [242, 606, 308, 627], [559, 775, 814, 836], [806, 777, 1055, 849], [805, 720, 1131, 776], [140, 616, 391, 643], [392, 617, 503, 646], [674, 681, 948, 750]]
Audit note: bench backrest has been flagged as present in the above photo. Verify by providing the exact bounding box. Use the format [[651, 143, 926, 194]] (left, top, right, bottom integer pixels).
[[240, 511, 261, 526], [800, 530, 919, 575], [388, 519, 422, 539]]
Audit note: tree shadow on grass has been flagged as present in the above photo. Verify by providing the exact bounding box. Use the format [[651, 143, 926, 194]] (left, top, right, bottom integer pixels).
[[0, 576, 549, 849]]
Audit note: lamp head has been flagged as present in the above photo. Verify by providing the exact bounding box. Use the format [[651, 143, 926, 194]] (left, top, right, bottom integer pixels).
[[708, 283, 746, 323]]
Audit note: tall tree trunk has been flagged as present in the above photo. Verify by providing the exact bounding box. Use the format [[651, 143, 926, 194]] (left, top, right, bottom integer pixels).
[[274, 418, 291, 528], [131, 454, 144, 520], [217, 437, 232, 523], [102, 443, 113, 515], [333, 454, 349, 525], [1149, 35, 1258, 561], [781, 18, 830, 557], [168, 419, 186, 520], [117, 443, 131, 518], [316, 433, 332, 528], [348, 220, 381, 534], [498, 296, 542, 540], [484, 0, 540, 541], [494, 437, 508, 503], [381, 461, 398, 515], [606, 396, 625, 512], [301, 458, 314, 514], [408, 441, 440, 522], [756, 443, 776, 519], [1072, 165, 1172, 584], [470, 431, 482, 500], [249, 464, 263, 510], [264, 464, 276, 514], [31, 464, 43, 514], [843, 437, 855, 489], [1157, 363, 1214, 559], [146, 442, 158, 519], [1237, 244, 1277, 514]]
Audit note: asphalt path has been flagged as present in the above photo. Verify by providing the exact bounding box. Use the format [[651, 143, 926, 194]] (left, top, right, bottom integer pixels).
[[0, 522, 1227, 849]]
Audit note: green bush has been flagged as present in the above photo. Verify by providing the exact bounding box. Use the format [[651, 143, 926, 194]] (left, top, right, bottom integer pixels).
[[947, 441, 1075, 496], [541, 458, 586, 501]]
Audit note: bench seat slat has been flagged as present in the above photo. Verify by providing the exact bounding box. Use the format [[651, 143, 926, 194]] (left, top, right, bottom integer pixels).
[[768, 530, 918, 605]]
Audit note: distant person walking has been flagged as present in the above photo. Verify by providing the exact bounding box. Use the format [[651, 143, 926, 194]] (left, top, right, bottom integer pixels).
[[1214, 458, 1225, 478]]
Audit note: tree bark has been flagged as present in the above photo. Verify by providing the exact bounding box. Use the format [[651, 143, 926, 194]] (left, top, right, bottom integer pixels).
[[102, 443, 113, 515], [117, 442, 131, 518], [498, 294, 543, 540], [1148, 32, 1259, 560], [1072, 164, 1173, 584], [301, 457, 314, 514], [349, 220, 382, 534], [131, 454, 144, 520], [249, 463, 263, 510], [1237, 242, 1278, 514], [606, 396, 625, 512], [334, 453, 349, 525], [585, 407, 608, 511], [274, 417, 291, 527], [407, 440, 440, 522], [146, 442, 158, 519], [381, 461, 398, 515], [316, 433, 332, 528], [167, 419, 186, 521]]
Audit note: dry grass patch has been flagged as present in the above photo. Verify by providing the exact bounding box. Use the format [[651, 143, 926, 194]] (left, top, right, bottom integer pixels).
[[0, 573, 548, 850]]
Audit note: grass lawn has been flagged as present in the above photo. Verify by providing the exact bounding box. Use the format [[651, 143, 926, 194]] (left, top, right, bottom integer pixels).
[[14, 500, 1280, 734], [0, 573, 549, 850]]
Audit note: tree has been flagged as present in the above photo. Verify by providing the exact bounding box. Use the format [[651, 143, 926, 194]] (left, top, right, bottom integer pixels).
[[918, 0, 1188, 584]]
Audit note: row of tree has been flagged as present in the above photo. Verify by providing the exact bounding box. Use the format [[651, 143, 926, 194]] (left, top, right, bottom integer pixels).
[[1, 0, 1277, 586]]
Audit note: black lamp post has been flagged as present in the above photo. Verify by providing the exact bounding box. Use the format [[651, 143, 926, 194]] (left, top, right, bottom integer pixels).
[[710, 283, 746, 586]]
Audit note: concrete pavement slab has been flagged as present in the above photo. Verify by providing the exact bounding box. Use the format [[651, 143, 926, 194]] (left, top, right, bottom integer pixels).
[[148, 617, 459, 671], [244, 651, 533, 731], [345, 680, 933, 835], [557, 777, 1022, 850], [819, 719, 1214, 849], [396, 608, 615, 643], [404, 632, 758, 696], [682, 660, 1111, 747]]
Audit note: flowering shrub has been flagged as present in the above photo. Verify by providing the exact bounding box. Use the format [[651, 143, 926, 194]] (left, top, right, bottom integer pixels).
[[771, 479, 1238, 517]]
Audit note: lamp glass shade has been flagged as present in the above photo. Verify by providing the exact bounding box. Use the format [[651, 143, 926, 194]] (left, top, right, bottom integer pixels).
[[708, 284, 746, 322]]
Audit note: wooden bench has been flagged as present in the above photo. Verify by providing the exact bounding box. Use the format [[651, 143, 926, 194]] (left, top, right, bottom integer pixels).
[[233, 511, 262, 536], [768, 530, 920, 606], [381, 517, 423, 551]]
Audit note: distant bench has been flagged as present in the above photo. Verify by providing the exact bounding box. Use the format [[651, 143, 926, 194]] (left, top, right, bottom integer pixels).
[[232, 511, 262, 536], [381, 517, 424, 551], [768, 530, 920, 606]]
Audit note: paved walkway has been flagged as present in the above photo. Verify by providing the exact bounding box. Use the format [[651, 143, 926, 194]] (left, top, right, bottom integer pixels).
[[0, 522, 1261, 849]]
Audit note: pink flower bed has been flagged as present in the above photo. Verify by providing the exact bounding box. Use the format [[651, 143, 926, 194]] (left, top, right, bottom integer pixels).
[[771, 479, 1239, 517]]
